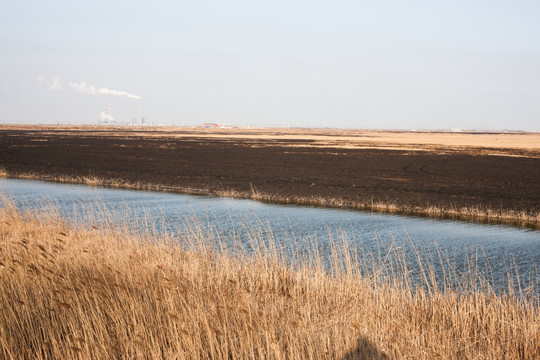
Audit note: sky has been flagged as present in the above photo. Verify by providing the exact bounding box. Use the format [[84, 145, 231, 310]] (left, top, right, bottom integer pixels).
[[1, 0, 539, 130]]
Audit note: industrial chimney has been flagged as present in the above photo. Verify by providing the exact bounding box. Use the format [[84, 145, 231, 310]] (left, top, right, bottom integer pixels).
[[139, 99, 142, 125]]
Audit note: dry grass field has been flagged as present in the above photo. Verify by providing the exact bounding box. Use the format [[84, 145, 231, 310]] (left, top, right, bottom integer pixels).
[[2, 124, 540, 153], [0, 201, 538, 359]]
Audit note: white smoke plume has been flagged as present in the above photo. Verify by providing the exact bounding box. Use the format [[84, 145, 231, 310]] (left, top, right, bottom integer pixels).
[[99, 111, 114, 123], [37, 76, 62, 90], [49, 77, 62, 91], [70, 81, 140, 99]]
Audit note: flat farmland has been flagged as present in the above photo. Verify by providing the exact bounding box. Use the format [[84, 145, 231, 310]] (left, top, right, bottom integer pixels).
[[1, 125, 539, 227]]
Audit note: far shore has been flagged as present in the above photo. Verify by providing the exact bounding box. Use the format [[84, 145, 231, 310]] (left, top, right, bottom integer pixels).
[[1, 125, 539, 228]]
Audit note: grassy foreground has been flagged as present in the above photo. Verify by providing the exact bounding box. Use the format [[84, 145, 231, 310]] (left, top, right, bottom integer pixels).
[[0, 203, 538, 359]]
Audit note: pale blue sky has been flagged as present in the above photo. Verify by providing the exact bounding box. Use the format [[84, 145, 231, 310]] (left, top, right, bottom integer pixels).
[[1, 0, 539, 130]]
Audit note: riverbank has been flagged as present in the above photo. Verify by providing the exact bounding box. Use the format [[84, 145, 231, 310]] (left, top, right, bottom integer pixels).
[[1, 203, 538, 359], [1, 125, 539, 228]]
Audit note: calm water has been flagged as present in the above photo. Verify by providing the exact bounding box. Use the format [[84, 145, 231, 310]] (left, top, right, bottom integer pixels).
[[1, 178, 539, 294]]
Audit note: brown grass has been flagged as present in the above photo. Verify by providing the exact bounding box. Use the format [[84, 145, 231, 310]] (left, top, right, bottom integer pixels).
[[2, 124, 539, 154], [0, 200, 538, 359], [248, 190, 540, 229]]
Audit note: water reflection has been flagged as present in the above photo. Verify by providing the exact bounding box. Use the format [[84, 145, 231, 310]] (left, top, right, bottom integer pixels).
[[1, 178, 538, 295]]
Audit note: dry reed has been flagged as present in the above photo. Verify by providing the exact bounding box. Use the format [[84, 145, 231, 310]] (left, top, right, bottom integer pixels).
[[0, 200, 538, 359], [0, 166, 8, 178]]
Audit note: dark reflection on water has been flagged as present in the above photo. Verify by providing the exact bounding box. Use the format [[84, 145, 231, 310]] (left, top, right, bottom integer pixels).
[[1, 178, 538, 296]]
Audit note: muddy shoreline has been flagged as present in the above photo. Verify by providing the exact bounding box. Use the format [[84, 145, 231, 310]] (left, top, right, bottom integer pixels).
[[1, 126, 539, 228]]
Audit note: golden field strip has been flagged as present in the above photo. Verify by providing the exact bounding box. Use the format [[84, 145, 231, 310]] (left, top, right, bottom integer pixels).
[[0, 202, 538, 359], [2, 125, 540, 153]]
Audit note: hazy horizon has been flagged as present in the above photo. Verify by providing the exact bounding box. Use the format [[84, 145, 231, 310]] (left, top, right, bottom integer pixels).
[[1, 1, 539, 131]]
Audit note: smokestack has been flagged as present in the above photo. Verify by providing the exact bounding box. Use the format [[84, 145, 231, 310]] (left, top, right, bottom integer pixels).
[[108, 98, 112, 120], [139, 99, 142, 125]]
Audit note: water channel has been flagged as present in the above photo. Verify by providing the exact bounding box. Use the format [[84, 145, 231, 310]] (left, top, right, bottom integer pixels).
[[1, 178, 538, 295]]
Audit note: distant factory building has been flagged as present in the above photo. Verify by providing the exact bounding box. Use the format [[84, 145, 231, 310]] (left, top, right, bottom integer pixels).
[[201, 123, 234, 129], [201, 123, 219, 128]]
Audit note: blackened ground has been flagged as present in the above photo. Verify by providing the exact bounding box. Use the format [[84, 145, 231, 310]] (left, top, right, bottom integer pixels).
[[1, 127, 539, 219]]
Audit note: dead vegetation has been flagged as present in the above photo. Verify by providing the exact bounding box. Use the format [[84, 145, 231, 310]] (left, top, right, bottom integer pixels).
[[0, 201, 538, 359]]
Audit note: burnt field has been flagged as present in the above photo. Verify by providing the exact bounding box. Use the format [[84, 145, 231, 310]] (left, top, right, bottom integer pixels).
[[1, 125, 539, 226]]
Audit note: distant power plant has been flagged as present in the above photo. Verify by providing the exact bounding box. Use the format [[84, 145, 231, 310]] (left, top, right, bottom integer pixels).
[[98, 99, 114, 125], [70, 81, 142, 125], [98, 98, 149, 126]]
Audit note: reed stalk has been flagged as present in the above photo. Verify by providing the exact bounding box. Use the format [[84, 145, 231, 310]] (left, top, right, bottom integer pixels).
[[0, 200, 538, 359]]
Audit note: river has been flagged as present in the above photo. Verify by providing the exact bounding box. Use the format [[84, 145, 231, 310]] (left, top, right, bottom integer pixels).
[[1, 178, 538, 294]]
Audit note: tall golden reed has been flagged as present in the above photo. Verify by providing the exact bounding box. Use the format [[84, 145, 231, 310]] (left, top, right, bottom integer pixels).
[[0, 201, 538, 359]]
